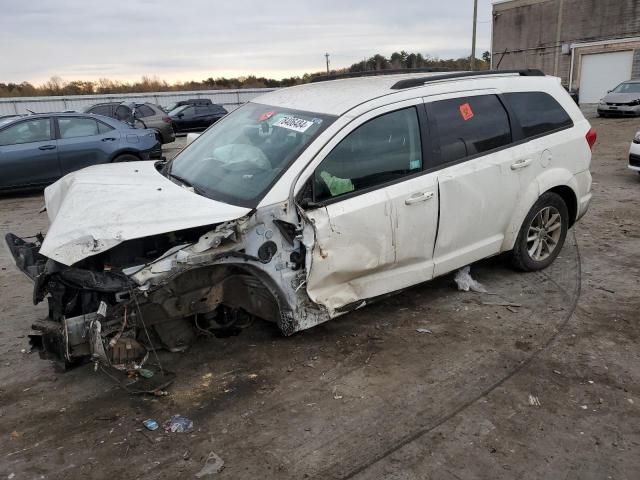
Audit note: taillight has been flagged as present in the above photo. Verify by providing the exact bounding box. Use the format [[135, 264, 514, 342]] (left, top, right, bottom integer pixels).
[[162, 116, 171, 124], [585, 127, 597, 151]]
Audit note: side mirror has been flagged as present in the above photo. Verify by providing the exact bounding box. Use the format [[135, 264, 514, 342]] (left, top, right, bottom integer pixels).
[[299, 197, 320, 209]]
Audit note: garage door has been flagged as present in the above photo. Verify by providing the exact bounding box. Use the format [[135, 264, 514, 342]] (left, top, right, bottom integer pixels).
[[579, 50, 633, 103]]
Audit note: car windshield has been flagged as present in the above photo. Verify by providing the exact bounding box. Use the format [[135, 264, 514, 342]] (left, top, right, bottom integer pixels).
[[169, 105, 189, 115], [612, 82, 640, 93], [169, 102, 336, 207]]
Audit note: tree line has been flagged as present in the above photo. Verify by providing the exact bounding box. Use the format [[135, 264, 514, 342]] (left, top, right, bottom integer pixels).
[[0, 51, 490, 98]]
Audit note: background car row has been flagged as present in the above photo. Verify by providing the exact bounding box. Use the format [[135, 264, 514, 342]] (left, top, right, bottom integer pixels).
[[0, 112, 162, 190], [0, 98, 228, 191]]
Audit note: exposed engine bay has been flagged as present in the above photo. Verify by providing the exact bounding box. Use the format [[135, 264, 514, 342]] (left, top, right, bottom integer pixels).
[[5, 204, 329, 385]]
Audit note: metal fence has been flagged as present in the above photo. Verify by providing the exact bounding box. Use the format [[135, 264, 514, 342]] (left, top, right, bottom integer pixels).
[[0, 88, 277, 116]]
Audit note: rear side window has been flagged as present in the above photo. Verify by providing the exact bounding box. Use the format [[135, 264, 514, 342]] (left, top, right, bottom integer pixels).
[[429, 95, 511, 166], [89, 105, 112, 117], [135, 105, 156, 118], [314, 107, 422, 202], [504, 92, 573, 138], [59, 117, 99, 138], [97, 121, 114, 134]]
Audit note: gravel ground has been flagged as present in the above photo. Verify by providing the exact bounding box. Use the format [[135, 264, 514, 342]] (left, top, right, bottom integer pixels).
[[0, 117, 638, 479]]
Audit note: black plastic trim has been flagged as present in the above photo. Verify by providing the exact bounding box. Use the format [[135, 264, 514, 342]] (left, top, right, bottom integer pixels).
[[310, 67, 452, 83], [390, 69, 545, 90]]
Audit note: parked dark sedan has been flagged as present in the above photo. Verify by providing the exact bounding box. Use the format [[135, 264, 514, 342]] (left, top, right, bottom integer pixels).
[[162, 98, 213, 113], [0, 113, 162, 190], [169, 103, 227, 133]]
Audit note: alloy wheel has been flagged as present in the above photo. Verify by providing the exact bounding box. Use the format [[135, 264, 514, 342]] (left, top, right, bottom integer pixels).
[[526, 206, 562, 261]]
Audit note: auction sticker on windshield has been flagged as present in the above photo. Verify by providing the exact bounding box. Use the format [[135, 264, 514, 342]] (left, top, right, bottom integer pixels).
[[273, 116, 314, 133]]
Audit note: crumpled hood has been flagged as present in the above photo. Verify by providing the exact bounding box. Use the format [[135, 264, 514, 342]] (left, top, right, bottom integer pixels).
[[40, 161, 251, 266], [602, 92, 640, 103]]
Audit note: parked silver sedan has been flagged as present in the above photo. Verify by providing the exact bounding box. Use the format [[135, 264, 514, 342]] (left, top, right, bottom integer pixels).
[[597, 80, 640, 117]]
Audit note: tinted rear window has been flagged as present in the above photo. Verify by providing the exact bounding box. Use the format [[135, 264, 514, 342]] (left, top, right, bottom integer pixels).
[[504, 92, 573, 138], [429, 94, 511, 166], [136, 105, 156, 118]]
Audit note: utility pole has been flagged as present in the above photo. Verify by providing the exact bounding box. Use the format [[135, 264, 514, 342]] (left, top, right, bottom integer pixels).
[[325, 53, 330, 74], [470, 0, 478, 70]]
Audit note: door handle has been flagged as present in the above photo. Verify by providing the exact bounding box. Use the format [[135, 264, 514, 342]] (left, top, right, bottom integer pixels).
[[38, 145, 56, 150], [101, 137, 116, 142], [511, 158, 533, 170], [405, 191, 434, 205]]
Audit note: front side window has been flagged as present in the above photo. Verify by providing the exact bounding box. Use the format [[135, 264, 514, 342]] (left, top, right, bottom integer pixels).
[[313, 107, 422, 202], [0, 118, 51, 146], [58, 117, 99, 139], [169, 102, 336, 207], [429, 95, 511, 166], [504, 92, 573, 138]]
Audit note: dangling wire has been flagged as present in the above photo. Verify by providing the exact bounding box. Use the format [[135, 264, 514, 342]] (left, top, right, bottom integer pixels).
[[127, 284, 165, 375]]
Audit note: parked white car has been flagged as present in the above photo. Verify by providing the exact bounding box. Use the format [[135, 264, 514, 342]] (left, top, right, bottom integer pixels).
[[6, 69, 595, 369], [629, 131, 640, 174]]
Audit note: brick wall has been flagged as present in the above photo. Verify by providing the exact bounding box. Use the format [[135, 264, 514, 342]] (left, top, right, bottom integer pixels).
[[492, 0, 640, 85]]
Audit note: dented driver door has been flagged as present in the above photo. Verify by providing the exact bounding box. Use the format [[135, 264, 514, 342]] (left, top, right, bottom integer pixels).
[[301, 101, 438, 315]]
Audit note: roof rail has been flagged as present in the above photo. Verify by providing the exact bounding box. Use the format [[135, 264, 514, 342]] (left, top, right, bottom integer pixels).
[[390, 69, 545, 90], [310, 67, 452, 83]]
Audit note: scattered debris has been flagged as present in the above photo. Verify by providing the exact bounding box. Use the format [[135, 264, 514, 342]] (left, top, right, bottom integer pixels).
[[595, 286, 615, 294], [248, 373, 258, 379], [553, 370, 562, 375], [195, 451, 225, 478], [580, 405, 588, 410], [454, 266, 487, 293], [481, 301, 522, 308], [416, 328, 433, 334], [628, 398, 634, 405], [164, 415, 193, 433], [528, 395, 541, 406], [332, 387, 343, 400], [143, 419, 159, 431], [138, 369, 154, 379]]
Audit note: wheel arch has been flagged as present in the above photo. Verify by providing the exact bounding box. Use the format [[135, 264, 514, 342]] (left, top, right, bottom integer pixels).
[[503, 168, 579, 251], [108, 149, 142, 162]]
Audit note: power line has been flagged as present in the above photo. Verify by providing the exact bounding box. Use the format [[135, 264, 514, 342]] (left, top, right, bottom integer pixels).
[[470, 0, 478, 70]]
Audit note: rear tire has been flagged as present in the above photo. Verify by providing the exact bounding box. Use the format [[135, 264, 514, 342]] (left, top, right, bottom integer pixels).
[[510, 192, 569, 271], [112, 153, 139, 163]]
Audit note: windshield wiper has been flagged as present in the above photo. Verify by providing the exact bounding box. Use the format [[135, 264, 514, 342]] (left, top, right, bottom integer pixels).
[[168, 173, 207, 195]]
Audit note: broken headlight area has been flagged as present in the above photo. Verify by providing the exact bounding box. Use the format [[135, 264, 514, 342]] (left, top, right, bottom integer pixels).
[[10, 220, 287, 377]]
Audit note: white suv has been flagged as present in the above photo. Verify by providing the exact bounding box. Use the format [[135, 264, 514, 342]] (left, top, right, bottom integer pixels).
[[6, 69, 595, 368]]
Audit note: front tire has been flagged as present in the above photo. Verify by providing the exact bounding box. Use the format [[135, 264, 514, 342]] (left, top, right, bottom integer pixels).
[[511, 192, 569, 271]]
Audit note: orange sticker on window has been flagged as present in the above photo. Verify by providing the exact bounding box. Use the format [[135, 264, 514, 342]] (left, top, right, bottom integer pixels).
[[259, 111, 275, 122], [459, 102, 474, 121]]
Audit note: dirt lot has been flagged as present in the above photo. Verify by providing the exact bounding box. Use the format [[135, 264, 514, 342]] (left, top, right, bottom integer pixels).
[[1, 117, 639, 479]]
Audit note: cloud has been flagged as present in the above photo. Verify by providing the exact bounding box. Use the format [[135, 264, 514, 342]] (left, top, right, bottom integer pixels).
[[0, 0, 493, 84]]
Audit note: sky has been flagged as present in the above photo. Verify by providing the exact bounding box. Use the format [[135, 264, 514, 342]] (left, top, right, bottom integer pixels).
[[0, 0, 493, 85]]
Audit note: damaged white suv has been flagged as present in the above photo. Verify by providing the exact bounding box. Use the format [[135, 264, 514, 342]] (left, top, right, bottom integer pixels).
[[7, 69, 595, 370]]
